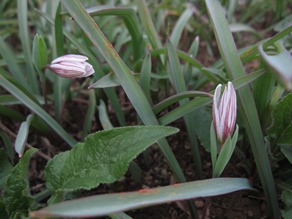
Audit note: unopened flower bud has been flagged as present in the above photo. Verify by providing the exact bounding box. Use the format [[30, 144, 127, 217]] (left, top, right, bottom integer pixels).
[[48, 54, 94, 78], [212, 82, 237, 144]]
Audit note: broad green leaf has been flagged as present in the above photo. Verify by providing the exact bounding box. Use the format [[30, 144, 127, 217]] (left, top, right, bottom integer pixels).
[[282, 190, 292, 207], [4, 148, 37, 219], [268, 93, 292, 141], [0, 198, 8, 219], [0, 148, 13, 189], [279, 144, 292, 164], [15, 114, 34, 157], [271, 92, 292, 163], [30, 177, 253, 218], [259, 41, 292, 90], [282, 208, 292, 219], [282, 190, 292, 219], [45, 126, 178, 192]]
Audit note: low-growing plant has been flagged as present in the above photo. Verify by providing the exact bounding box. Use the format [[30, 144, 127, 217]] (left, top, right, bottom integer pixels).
[[0, 0, 291, 218]]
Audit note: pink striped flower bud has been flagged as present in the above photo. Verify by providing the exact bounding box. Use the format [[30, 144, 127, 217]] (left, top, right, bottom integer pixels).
[[48, 54, 94, 78], [212, 82, 237, 144]]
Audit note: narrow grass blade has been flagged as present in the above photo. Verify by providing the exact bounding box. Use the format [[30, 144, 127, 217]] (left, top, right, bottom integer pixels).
[[0, 73, 77, 147], [136, 0, 162, 49], [151, 48, 204, 70], [170, 7, 194, 48], [153, 91, 212, 114], [205, 0, 280, 217], [87, 6, 144, 60], [167, 39, 202, 177], [82, 90, 97, 138], [88, 73, 121, 88], [229, 23, 261, 39], [0, 36, 30, 91], [53, 4, 68, 121], [253, 70, 275, 125], [97, 99, 114, 130], [0, 130, 15, 163], [0, 105, 25, 123], [17, 0, 39, 94], [140, 53, 152, 103], [30, 178, 253, 218]]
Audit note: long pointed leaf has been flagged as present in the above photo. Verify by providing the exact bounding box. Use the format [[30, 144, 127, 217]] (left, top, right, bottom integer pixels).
[[30, 178, 253, 218], [167, 39, 202, 178]]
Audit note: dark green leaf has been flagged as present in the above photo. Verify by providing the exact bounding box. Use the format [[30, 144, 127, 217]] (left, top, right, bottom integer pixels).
[[45, 126, 178, 192], [0, 198, 8, 219], [282, 208, 292, 219], [282, 190, 292, 206], [0, 148, 13, 189], [268, 93, 292, 142], [282, 190, 292, 219], [4, 148, 38, 218], [279, 144, 292, 164]]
